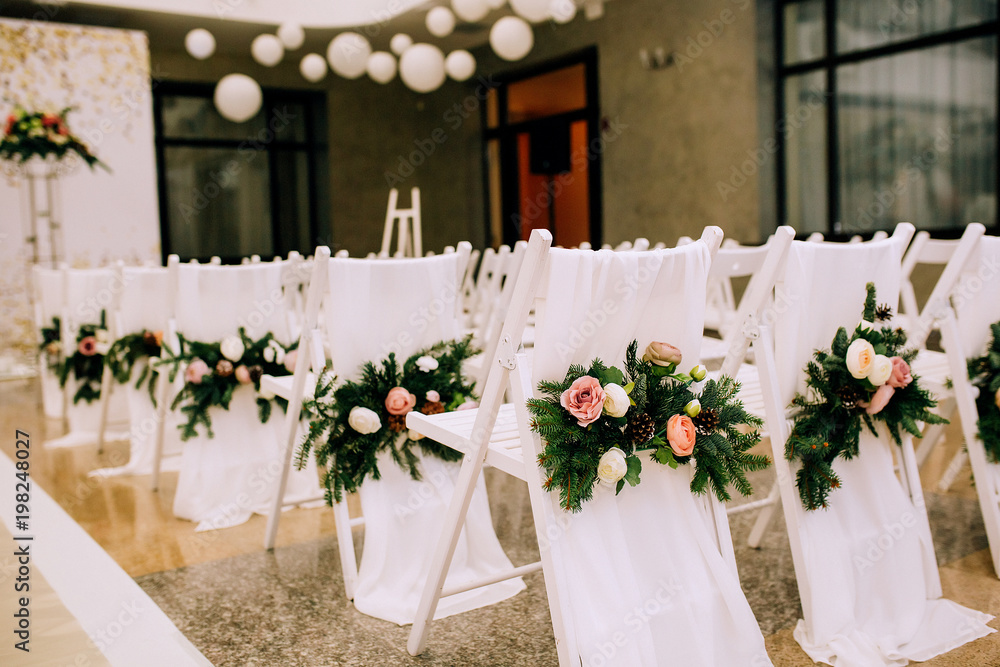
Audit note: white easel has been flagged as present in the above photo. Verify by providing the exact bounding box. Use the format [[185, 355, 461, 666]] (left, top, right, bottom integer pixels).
[[380, 187, 422, 258]]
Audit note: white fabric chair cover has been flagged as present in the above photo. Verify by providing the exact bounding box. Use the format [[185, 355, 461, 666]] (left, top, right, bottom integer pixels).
[[530, 246, 771, 667], [774, 237, 994, 665], [90, 267, 184, 478], [171, 263, 322, 531], [33, 267, 65, 419], [324, 254, 524, 625]]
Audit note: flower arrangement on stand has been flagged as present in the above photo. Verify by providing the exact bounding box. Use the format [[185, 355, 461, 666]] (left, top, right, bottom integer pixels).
[[527, 340, 768, 512], [160, 329, 297, 440], [1, 106, 108, 171], [106, 329, 164, 403], [785, 283, 947, 510], [968, 321, 1000, 461], [295, 337, 478, 505], [58, 312, 112, 404]]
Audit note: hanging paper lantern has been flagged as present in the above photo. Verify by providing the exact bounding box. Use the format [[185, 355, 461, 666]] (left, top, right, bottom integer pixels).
[[510, 0, 550, 22], [328, 33, 372, 79], [426, 7, 457, 37], [490, 16, 534, 61], [445, 50, 477, 81], [390, 33, 413, 56], [452, 0, 490, 22], [367, 51, 398, 84], [549, 0, 576, 23], [300, 53, 328, 82], [399, 44, 447, 93], [214, 74, 262, 123], [185, 29, 216, 60], [251, 34, 284, 67], [278, 22, 305, 50]]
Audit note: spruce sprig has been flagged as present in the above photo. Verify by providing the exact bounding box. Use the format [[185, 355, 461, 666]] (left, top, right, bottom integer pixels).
[[968, 322, 1000, 462]]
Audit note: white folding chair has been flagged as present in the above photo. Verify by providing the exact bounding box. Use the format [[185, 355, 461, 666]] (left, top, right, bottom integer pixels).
[[405, 228, 771, 665], [380, 187, 423, 258]]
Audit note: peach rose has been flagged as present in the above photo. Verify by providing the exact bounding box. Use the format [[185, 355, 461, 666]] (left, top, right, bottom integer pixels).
[[234, 364, 252, 384], [185, 358, 210, 385], [666, 414, 697, 457], [78, 336, 97, 356], [887, 356, 912, 389], [845, 339, 876, 379], [643, 341, 682, 367], [385, 386, 417, 415], [457, 399, 478, 411], [862, 384, 895, 415], [560, 376, 605, 427], [283, 349, 298, 373]]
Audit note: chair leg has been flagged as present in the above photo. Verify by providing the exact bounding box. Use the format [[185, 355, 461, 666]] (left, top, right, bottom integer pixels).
[[407, 453, 486, 656], [96, 364, 114, 454], [938, 449, 969, 493], [746, 484, 781, 549], [150, 367, 170, 492], [915, 397, 955, 467], [333, 500, 359, 601]]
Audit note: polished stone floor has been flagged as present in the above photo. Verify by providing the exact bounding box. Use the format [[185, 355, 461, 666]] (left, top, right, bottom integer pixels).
[[5, 375, 1000, 666]]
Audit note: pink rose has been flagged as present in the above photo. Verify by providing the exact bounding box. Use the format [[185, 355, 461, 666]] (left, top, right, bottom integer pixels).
[[887, 356, 912, 389], [385, 386, 417, 415], [185, 358, 211, 385], [78, 336, 97, 356], [457, 399, 478, 411], [560, 376, 605, 427], [426, 390, 440, 402], [862, 384, 895, 415], [234, 364, 252, 384], [666, 414, 697, 457], [643, 341, 683, 367], [283, 349, 298, 373]]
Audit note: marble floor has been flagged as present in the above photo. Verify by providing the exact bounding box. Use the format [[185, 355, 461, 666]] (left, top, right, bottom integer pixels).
[[4, 375, 1000, 666]]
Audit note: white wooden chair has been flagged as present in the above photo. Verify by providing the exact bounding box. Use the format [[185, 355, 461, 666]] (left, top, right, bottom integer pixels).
[[405, 228, 772, 665], [380, 187, 422, 258], [32, 265, 66, 420]]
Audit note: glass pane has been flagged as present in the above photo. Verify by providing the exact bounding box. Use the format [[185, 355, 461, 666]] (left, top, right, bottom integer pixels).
[[784, 0, 826, 65], [783, 71, 829, 233], [269, 102, 308, 143], [161, 95, 267, 141], [273, 150, 312, 253], [838, 38, 997, 233], [837, 0, 997, 53], [164, 146, 273, 259], [507, 64, 586, 124]]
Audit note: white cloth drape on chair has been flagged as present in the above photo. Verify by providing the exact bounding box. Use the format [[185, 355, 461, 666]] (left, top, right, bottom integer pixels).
[[171, 263, 322, 531], [325, 254, 524, 625], [531, 247, 771, 667], [33, 267, 65, 419], [775, 239, 994, 666]]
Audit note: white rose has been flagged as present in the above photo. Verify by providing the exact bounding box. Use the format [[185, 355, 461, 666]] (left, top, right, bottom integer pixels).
[[603, 383, 630, 418], [416, 355, 439, 372], [220, 335, 245, 362], [263, 346, 275, 363], [348, 406, 381, 434], [845, 339, 876, 379], [858, 320, 876, 333], [258, 386, 275, 400], [597, 447, 628, 485], [867, 354, 893, 386], [407, 428, 425, 441], [95, 341, 112, 356], [684, 399, 701, 418], [266, 340, 285, 365], [95, 328, 110, 344]]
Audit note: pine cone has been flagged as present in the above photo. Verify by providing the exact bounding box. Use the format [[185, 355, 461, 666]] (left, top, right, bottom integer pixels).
[[834, 382, 866, 407], [421, 400, 445, 415], [626, 412, 655, 444], [693, 407, 719, 435], [388, 414, 407, 432], [875, 303, 893, 321], [248, 365, 263, 383], [215, 359, 234, 377]]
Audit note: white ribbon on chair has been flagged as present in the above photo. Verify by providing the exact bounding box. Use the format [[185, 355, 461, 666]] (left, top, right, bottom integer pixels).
[[325, 255, 524, 625], [531, 247, 771, 667], [171, 263, 322, 531], [775, 238, 994, 665]]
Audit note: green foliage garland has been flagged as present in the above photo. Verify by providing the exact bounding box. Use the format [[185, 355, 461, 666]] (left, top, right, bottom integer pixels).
[[1, 107, 109, 171], [527, 340, 768, 513], [160, 328, 295, 440], [786, 283, 947, 510], [38, 316, 61, 370], [57, 312, 110, 405], [106, 330, 164, 404], [968, 322, 1000, 462], [295, 337, 478, 505]]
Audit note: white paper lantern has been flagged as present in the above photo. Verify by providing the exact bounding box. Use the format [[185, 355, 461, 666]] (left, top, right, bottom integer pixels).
[[185, 29, 215, 60], [426, 7, 456, 37], [390, 33, 413, 56], [366, 51, 397, 84], [300, 53, 328, 82], [214, 74, 262, 123], [510, 0, 550, 22], [327, 32, 372, 79], [490, 16, 534, 61], [445, 50, 476, 81], [452, 0, 489, 22], [549, 0, 576, 23], [278, 22, 305, 50], [399, 43, 446, 93], [251, 34, 284, 67]]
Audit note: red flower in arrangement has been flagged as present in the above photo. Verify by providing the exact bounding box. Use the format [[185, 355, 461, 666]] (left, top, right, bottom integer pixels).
[[78, 336, 98, 356], [41, 113, 58, 126], [4, 115, 15, 135], [57, 124, 68, 136]]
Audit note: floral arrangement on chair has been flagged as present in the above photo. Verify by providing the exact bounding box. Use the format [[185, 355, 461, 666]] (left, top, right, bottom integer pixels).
[[106, 329, 164, 403], [295, 337, 479, 505], [527, 340, 768, 512], [39, 316, 62, 370], [1, 107, 108, 171], [160, 329, 296, 440], [57, 312, 112, 404], [786, 283, 947, 510], [968, 321, 1000, 461]]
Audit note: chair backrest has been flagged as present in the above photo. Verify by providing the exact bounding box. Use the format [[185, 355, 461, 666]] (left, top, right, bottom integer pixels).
[[323, 245, 471, 376], [772, 223, 915, 405], [118, 266, 169, 336], [953, 232, 1000, 356], [32, 266, 63, 331]]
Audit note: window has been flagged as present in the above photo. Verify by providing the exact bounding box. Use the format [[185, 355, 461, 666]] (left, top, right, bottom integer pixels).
[[153, 83, 328, 262], [776, 0, 998, 237]]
